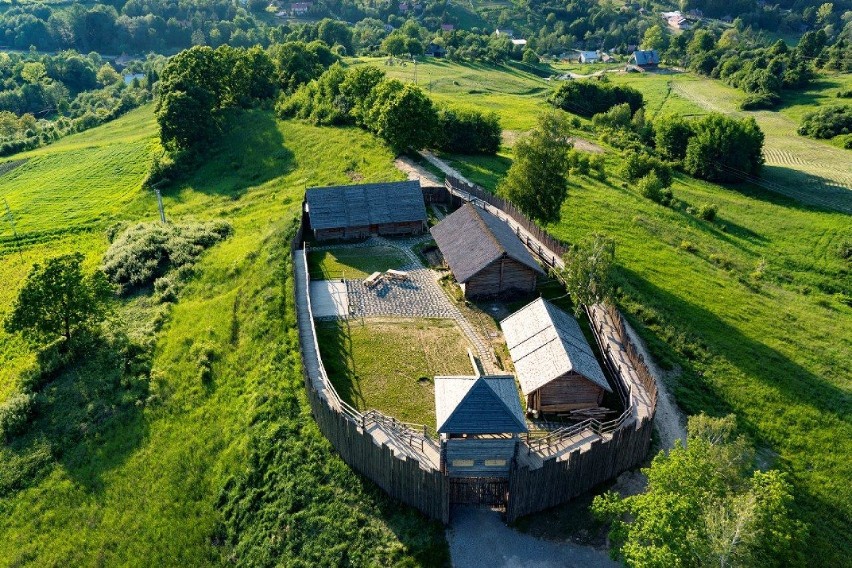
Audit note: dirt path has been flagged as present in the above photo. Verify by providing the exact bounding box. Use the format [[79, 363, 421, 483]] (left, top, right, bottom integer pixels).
[[448, 507, 617, 568], [621, 319, 686, 449], [394, 156, 442, 185]]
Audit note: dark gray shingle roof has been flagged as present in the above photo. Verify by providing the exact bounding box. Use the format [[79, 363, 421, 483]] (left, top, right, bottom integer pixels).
[[305, 180, 426, 230], [632, 50, 659, 65], [434, 375, 527, 434], [501, 298, 611, 394], [430, 203, 545, 283]]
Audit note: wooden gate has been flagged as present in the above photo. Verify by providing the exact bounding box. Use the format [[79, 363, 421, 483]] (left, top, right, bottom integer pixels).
[[449, 478, 509, 509]]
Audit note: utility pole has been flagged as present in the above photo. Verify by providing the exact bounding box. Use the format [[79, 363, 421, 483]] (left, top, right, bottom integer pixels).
[[2, 197, 24, 262], [154, 187, 166, 224], [413, 56, 417, 84]]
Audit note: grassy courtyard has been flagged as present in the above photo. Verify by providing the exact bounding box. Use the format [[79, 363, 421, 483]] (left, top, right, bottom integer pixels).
[[307, 245, 409, 280], [315, 318, 475, 428]]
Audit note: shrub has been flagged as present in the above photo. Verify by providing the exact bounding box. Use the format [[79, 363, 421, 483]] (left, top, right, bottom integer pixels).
[[435, 105, 501, 154], [798, 105, 852, 139], [0, 391, 35, 442], [697, 202, 718, 221], [191, 340, 218, 384], [680, 240, 698, 253], [837, 89, 852, 99], [620, 151, 673, 186], [637, 171, 673, 206], [102, 221, 232, 292], [567, 149, 591, 175], [740, 92, 781, 110], [548, 80, 643, 117]]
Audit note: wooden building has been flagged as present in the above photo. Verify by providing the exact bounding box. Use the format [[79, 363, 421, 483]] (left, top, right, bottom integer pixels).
[[430, 203, 545, 299], [304, 180, 427, 241], [435, 373, 527, 478], [630, 49, 660, 69], [500, 298, 612, 414]]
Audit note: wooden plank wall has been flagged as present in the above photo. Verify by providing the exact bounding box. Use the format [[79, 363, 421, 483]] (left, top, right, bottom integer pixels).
[[505, 416, 653, 523], [445, 438, 517, 478]]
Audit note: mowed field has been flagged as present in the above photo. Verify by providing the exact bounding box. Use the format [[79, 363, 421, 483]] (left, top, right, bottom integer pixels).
[[430, 62, 850, 564], [0, 108, 448, 566]]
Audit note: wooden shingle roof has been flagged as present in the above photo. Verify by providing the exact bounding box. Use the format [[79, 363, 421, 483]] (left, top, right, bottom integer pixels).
[[430, 203, 545, 283], [305, 180, 426, 230], [500, 298, 611, 395], [434, 375, 527, 434]]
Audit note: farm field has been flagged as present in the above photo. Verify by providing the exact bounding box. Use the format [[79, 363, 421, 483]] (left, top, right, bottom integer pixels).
[[316, 317, 475, 427], [308, 245, 409, 280], [0, 108, 448, 566]]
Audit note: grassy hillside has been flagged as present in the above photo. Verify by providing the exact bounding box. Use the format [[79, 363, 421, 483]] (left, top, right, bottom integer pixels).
[[0, 108, 448, 565]]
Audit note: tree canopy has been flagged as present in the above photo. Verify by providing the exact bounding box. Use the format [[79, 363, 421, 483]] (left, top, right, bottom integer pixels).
[[498, 112, 572, 223], [5, 253, 113, 345], [592, 414, 804, 568], [561, 234, 616, 315]]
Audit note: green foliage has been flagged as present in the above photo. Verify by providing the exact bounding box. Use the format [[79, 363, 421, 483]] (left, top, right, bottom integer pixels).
[[592, 102, 633, 130], [101, 221, 232, 293], [740, 92, 782, 110], [4, 253, 113, 345], [561, 234, 616, 314], [654, 115, 693, 162], [363, 79, 437, 153], [435, 105, 501, 154], [683, 115, 765, 182], [269, 41, 337, 94], [638, 171, 674, 206], [697, 203, 719, 221], [498, 112, 572, 223], [593, 414, 804, 568], [549, 80, 644, 118], [0, 391, 35, 442], [797, 105, 852, 140], [620, 151, 673, 186]]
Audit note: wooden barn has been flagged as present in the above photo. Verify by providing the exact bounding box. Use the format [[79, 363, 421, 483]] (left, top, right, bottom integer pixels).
[[500, 298, 612, 414], [430, 203, 545, 299], [304, 180, 427, 241], [435, 374, 527, 478]]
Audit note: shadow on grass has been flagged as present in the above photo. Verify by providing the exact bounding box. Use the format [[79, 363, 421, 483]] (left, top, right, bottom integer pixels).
[[0, 334, 151, 496], [758, 165, 852, 215], [314, 320, 365, 410], [173, 109, 293, 199]]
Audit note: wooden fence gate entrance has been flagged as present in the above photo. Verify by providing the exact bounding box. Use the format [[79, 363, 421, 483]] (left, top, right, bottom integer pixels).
[[449, 478, 509, 509]]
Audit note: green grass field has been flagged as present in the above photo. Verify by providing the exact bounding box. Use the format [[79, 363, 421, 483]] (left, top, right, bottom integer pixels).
[[308, 245, 409, 280], [0, 107, 448, 566], [316, 318, 474, 427]]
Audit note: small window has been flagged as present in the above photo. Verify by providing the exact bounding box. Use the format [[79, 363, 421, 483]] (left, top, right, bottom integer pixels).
[[452, 459, 474, 467], [484, 459, 507, 467]]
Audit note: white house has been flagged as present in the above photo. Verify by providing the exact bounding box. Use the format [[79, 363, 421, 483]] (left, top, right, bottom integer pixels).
[[579, 51, 599, 63]]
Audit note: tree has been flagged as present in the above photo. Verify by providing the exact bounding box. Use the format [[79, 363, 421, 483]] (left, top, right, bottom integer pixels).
[[683, 114, 764, 182], [561, 234, 616, 315], [365, 80, 437, 153], [317, 18, 354, 55], [5, 253, 113, 345], [641, 24, 667, 51], [21, 61, 46, 84], [592, 414, 804, 568], [96, 62, 121, 86], [654, 115, 694, 161], [497, 112, 572, 223], [381, 33, 407, 57]]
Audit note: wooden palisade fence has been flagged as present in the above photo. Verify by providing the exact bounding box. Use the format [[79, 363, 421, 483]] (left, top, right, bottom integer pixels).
[[291, 172, 659, 524]]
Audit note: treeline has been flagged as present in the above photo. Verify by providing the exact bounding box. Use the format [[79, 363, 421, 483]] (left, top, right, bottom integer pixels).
[[798, 105, 852, 148], [278, 62, 500, 154], [647, 22, 850, 109], [548, 80, 644, 117], [0, 51, 154, 156]]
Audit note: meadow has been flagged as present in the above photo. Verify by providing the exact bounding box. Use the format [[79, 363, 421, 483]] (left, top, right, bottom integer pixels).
[[317, 317, 474, 427], [308, 245, 409, 280], [0, 107, 449, 566]]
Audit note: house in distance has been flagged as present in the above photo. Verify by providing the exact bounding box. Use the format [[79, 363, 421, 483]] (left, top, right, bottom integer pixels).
[[431, 203, 545, 298], [304, 180, 427, 241], [630, 49, 660, 69], [501, 298, 612, 414]]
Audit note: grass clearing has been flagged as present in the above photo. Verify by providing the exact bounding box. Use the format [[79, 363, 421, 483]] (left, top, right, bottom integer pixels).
[[307, 245, 409, 280], [316, 317, 475, 427]]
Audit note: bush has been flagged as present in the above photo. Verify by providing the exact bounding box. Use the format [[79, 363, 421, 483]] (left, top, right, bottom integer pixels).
[[698, 202, 718, 221], [637, 171, 673, 206], [435, 105, 501, 154], [620, 151, 673, 186], [0, 392, 35, 442], [102, 221, 232, 292], [798, 105, 852, 139], [740, 92, 782, 110], [548, 80, 644, 117]]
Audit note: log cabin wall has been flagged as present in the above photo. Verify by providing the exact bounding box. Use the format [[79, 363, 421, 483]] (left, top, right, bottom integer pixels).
[[464, 256, 538, 298], [536, 374, 604, 413]]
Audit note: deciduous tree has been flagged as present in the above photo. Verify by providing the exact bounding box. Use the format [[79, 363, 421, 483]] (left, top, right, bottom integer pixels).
[[561, 234, 616, 315]]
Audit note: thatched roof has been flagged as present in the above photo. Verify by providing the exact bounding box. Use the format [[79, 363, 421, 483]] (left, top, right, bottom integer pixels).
[[500, 298, 611, 395], [430, 203, 545, 283], [434, 375, 527, 434], [305, 180, 426, 230]]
